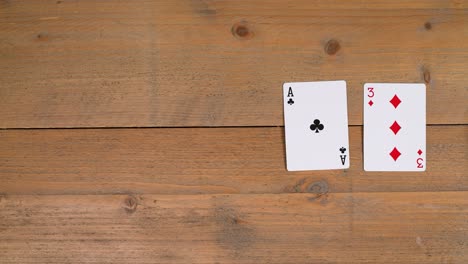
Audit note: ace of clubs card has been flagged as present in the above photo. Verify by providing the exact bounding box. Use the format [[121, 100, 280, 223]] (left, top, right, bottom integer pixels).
[[283, 81, 350, 171]]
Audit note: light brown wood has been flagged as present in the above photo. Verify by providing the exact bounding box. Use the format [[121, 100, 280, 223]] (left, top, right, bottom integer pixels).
[[1, 1, 467, 263], [0, 192, 466, 263], [1, 126, 466, 195], [1, 0, 467, 128]]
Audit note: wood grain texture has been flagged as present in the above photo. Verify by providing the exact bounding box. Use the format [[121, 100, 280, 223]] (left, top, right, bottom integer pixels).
[[1, 126, 466, 195], [1, 0, 467, 128], [1, 1, 467, 262], [0, 192, 467, 263]]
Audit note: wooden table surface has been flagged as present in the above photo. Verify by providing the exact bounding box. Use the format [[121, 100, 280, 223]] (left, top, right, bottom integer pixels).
[[1, 1, 467, 263]]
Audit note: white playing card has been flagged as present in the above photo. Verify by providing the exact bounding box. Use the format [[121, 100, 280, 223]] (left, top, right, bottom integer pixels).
[[283, 81, 350, 171], [364, 83, 426, 171]]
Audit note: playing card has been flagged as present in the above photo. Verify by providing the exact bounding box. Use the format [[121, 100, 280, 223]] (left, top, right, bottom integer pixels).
[[283, 81, 350, 171], [364, 83, 426, 171]]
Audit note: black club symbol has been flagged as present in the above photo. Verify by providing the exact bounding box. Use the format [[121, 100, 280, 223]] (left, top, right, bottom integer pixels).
[[287, 98, 294, 105], [340, 147, 346, 153], [310, 119, 324, 133]]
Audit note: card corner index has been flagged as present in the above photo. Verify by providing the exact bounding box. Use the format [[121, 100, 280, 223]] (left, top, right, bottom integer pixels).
[[283, 82, 292, 89]]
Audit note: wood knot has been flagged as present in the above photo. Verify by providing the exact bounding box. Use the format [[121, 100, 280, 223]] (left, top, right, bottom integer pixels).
[[230, 216, 246, 225], [232, 22, 254, 40], [422, 67, 431, 84], [424, 22, 432, 30], [307, 181, 329, 204], [36, 32, 48, 41], [123, 195, 138, 214], [307, 181, 329, 195], [324, 39, 340, 55]]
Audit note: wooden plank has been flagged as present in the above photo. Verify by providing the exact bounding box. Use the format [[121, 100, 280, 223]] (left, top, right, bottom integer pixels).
[[1, 1, 467, 128], [0, 192, 466, 263], [1, 126, 466, 195]]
